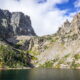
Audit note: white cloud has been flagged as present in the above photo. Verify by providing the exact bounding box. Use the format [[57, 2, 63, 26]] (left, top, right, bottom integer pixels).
[[74, 0, 80, 8], [0, 0, 72, 36]]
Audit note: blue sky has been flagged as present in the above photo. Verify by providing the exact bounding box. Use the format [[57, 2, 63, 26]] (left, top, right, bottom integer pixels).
[[37, 0, 79, 15], [56, 0, 78, 15], [0, 0, 80, 36]]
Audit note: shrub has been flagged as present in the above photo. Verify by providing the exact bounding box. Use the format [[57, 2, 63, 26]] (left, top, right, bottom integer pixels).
[[74, 54, 80, 60], [40, 61, 53, 68]]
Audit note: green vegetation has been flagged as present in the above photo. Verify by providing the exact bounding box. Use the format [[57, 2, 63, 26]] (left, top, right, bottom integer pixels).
[[17, 40, 26, 45], [46, 36, 59, 42], [64, 54, 70, 58], [58, 59, 65, 64], [40, 61, 53, 68], [74, 54, 80, 60], [54, 64, 61, 68], [31, 56, 38, 60], [15, 40, 26, 48], [70, 53, 80, 69], [44, 45, 49, 49], [27, 50, 40, 55], [0, 44, 29, 68], [71, 63, 80, 69]]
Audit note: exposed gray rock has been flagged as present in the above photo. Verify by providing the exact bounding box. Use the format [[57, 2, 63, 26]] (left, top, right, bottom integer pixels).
[[0, 9, 36, 39], [58, 13, 80, 37], [57, 19, 71, 36], [70, 13, 80, 34]]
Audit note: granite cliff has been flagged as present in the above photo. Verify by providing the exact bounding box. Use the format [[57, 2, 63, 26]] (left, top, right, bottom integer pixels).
[[0, 9, 36, 39], [0, 9, 80, 69]]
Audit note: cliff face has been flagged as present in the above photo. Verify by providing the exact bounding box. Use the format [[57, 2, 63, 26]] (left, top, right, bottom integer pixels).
[[0, 9, 80, 69], [0, 9, 36, 39]]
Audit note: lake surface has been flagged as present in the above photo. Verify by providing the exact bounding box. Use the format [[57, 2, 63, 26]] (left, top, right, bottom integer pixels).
[[0, 68, 80, 80]]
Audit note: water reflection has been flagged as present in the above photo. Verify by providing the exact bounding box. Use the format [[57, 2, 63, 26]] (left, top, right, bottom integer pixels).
[[0, 69, 31, 80], [29, 68, 80, 80], [0, 68, 80, 80]]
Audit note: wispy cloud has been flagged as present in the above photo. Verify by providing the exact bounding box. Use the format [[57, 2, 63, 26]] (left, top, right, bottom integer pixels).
[[0, 0, 73, 36], [74, 0, 80, 8]]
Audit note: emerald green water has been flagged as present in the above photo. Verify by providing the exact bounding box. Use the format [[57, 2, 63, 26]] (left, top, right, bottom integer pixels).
[[0, 68, 80, 80]]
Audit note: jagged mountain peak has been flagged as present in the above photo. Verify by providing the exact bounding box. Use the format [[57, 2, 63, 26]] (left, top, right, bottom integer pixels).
[[62, 19, 70, 29], [57, 19, 71, 35], [70, 12, 80, 34], [63, 19, 70, 25], [57, 13, 80, 36]]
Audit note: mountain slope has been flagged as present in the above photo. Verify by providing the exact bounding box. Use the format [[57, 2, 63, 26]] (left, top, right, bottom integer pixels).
[[0, 9, 80, 69], [27, 13, 80, 69]]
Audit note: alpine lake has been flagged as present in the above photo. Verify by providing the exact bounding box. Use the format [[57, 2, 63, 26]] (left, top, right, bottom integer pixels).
[[0, 68, 80, 80]]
